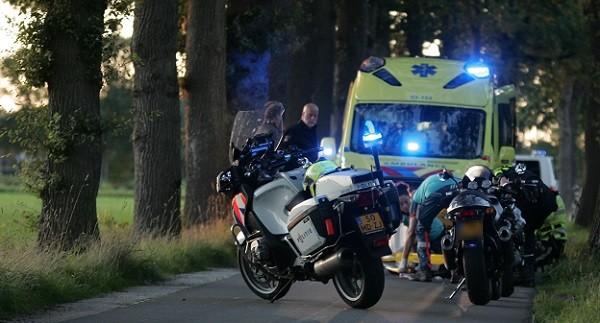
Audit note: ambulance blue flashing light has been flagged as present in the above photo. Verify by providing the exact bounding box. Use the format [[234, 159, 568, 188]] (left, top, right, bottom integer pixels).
[[406, 142, 420, 152], [465, 63, 490, 78]]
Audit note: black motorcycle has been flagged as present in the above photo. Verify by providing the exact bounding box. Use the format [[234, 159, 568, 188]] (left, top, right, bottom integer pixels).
[[441, 173, 515, 305]]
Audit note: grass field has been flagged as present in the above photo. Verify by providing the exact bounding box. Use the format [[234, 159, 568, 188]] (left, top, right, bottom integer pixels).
[[0, 188, 134, 243]]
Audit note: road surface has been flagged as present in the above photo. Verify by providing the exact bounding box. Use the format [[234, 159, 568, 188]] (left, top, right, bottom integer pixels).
[[19, 268, 535, 323]]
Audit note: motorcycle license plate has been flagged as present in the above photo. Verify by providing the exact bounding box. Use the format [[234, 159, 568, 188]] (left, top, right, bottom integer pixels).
[[356, 212, 384, 234], [457, 221, 483, 239]]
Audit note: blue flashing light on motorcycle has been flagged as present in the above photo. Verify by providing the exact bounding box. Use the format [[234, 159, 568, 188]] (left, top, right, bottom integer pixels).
[[362, 120, 385, 185], [465, 63, 490, 78], [362, 120, 383, 146]]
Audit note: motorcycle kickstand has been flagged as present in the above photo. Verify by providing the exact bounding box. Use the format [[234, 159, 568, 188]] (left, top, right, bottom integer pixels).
[[269, 279, 294, 303], [445, 277, 466, 301]]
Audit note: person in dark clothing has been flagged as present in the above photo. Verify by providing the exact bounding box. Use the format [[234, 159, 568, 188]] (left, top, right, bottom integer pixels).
[[279, 103, 319, 161], [494, 164, 558, 287]]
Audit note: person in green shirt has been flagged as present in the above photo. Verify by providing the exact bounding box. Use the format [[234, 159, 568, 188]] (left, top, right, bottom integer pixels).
[[396, 182, 446, 276], [410, 172, 460, 282]]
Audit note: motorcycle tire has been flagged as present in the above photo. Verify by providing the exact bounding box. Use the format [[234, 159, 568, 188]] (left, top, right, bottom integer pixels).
[[333, 251, 385, 309], [238, 248, 292, 301], [463, 245, 490, 305], [491, 278, 501, 300], [501, 240, 514, 297]]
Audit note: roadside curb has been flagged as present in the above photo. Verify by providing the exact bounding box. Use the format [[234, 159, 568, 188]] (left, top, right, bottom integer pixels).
[[11, 268, 239, 323]]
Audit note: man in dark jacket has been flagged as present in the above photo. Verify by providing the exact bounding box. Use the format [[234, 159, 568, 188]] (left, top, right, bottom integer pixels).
[[279, 103, 319, 161]]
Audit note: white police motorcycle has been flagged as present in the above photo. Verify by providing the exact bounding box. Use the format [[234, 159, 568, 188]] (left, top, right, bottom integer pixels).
[[217, 113, 401, 309]]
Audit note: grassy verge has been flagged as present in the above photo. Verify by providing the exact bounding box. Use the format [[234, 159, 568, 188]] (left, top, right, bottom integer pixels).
[[533, 225, 600, 323], [0, 217, 236, 320], [0, 189, 133, 243]]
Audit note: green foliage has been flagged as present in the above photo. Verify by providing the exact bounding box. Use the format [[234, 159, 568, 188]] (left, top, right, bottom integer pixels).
[[0, 0, 134, 194], [227, 2, 304, 54], [534, 225, 600, 323]]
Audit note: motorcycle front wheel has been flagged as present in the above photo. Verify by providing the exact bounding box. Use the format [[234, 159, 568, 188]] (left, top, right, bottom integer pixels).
[[333, 251, 385, 309], [463, 245, 491, 305], [238, 248, 292, 301]]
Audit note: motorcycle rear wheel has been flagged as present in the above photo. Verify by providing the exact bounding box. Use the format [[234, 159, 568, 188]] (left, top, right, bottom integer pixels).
[[333, 251, 385, 309], [463, 245, 490, 305], [238, 248, 292, 301]]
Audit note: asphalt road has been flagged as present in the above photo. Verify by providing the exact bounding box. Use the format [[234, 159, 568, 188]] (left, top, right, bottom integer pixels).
[[21, 268, 535, 323]]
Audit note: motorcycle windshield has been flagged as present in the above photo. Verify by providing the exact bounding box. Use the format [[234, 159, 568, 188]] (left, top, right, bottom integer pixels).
[[230, 110, 263, 152], [447, 190, 491, 213]]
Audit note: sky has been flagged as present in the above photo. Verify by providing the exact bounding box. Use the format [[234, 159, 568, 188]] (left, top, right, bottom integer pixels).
[[0, 2, 19, 111]]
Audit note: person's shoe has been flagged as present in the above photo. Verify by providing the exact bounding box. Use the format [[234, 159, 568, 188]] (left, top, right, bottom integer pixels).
[[408, 269, 433, 282]]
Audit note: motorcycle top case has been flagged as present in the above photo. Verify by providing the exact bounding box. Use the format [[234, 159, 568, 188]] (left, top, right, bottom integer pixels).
[[287, 197, 338, 255]]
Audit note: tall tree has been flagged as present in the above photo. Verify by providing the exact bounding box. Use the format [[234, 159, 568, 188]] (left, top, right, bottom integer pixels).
[[287, 0, 335, 138], [332, 0, 368, 140], [132, 0, 182, 236], [366, 0, 392, 58], [183, 0, 229, 224], [578, 0, 600, 228], [586, 0, 600, 247], [35, 0, 107, 250]]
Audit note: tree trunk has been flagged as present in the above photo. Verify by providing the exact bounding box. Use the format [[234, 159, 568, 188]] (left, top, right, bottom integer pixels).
[[332, 0, 368, 140], [367, 0, 391, 57], [589, 185, 600, 250], [269, 0, 294, 126], [557, 74, 577, 218], [132, 0, 182, 236], [577, 0, 600, 228], [38, 0, 106, 250], [287, 0, 335, 138], [183, 0, 229, 224], [405, 0, 425, 57], [577, 84, 600, 227]]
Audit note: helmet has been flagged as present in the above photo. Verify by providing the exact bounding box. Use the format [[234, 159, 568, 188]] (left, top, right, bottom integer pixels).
[[303, 160, 338, 196], [462, 165, 493, 190]]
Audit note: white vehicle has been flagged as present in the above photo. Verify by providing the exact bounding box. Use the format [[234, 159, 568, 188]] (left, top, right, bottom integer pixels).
[[217, 112, 402, 309], [515, 151, 558, 190]]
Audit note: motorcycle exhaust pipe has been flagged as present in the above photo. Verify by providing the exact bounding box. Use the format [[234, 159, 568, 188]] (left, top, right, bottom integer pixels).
[[497, 226, 512, 242], [441, 234, 454, 251], [313, 248, 353, 278]]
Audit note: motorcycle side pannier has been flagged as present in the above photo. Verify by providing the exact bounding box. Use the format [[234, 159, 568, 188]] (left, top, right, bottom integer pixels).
[[287, 198, 338, 256]]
